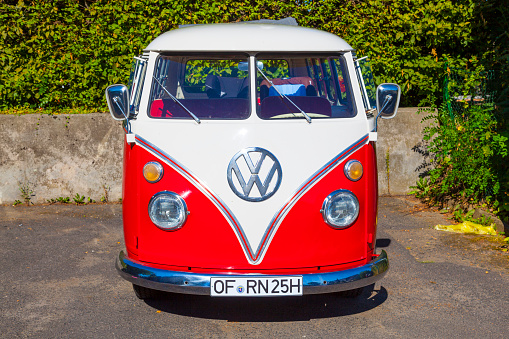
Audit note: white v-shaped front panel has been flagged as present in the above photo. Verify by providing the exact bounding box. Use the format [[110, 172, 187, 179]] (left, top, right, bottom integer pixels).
[[135, 119, 368, 264]]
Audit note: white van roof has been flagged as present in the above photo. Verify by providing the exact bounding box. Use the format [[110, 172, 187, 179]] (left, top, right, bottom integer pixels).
[[144, 23, 354, 53]]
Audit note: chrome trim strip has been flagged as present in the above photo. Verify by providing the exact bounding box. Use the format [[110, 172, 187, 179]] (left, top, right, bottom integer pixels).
[[116, 250, 389, 295]]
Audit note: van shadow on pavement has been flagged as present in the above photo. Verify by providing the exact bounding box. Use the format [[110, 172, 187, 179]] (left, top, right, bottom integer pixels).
[[144, 285, 388, 322]]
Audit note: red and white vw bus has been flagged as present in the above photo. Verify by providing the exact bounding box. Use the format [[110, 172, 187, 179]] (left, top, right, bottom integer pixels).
[[107, 20, 400, 299]]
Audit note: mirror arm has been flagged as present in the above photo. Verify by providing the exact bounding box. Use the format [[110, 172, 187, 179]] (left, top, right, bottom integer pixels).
[[113, 96, 131, 133], [373, 94, 392, 132], [113, 96, 129, 120]]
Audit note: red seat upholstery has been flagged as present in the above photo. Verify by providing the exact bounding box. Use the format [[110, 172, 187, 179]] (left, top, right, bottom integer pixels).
[[149, 98, 250, 119]]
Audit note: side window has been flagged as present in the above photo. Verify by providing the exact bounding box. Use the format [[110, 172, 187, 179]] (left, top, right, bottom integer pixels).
[[151, 56, 171, 101], [127, 56, 147, 115], [354, 57, 377, 112], [333, 59, 349, 102], [312, 58, 326, 98], [306, 59, 316, 83], [322, 59, 337, 104]]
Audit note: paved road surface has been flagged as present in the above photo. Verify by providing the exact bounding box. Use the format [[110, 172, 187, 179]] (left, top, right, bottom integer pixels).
[[1, 197, 508, 338]]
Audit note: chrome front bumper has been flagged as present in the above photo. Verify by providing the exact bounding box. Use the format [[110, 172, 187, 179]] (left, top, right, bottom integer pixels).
[[116, 250, 389, 295]]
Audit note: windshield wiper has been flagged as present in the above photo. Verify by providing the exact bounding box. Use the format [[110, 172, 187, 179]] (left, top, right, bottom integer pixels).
[[153, 76, 201, 124], [257, 66, 311, 123]]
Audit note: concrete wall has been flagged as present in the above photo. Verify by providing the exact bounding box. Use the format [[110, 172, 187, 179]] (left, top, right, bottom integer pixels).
[[376, 107, 431, 195], [0, 114, 124, 204], [0, 108, 430, 204]]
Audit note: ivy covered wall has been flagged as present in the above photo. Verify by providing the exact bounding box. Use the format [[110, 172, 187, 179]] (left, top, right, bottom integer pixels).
[[0, 0, 502, 110]]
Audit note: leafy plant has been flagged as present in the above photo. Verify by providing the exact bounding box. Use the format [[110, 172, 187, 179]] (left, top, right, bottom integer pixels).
[[409, 177, 430, 200], [57, 197, 70, 204], [452, 208, 475, 223], [385, 147, 390, 195], [101, 184, 110, 203], [73, 193, 85, 205], [47, 197, 71, 204], [18, 181, 35, 206], [13, 200, 22, 206], [449, 207, 493, 226]]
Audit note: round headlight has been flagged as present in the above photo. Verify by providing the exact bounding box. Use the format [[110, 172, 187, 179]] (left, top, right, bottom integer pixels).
[[344, 160, 363, 181], [143, 161, 163, 183], [321, 190, 359, 228], [148, 192, 188, 230]]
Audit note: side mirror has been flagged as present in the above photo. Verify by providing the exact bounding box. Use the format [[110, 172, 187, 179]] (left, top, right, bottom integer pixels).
[[105, 84, 129, 121], [376, 83, 401, 119]]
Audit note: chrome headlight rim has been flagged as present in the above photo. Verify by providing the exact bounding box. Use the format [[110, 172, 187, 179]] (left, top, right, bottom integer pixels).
[[143, 161, 164, 183], [321, 189, 360, 229], [148, 191, 188, 231], [343, 160, 363, 181]]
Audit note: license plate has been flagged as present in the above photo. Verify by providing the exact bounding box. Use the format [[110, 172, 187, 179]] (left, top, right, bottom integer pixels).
[[210, 276, 303, 297]]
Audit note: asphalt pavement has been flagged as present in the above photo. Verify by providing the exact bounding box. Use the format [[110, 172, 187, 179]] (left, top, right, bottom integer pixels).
[[1, 197, 508, 338]]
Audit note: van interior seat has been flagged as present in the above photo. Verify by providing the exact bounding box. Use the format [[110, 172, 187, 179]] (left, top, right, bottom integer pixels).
[[260, 76, 317, 101], [149, 98, 250, 119], [268, 84, 306, 97], [259, 96, 331, 119], [205, 74, 249, 99]]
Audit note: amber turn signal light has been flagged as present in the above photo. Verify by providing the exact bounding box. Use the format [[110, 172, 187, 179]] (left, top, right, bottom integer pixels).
[[344, 160, 363, 181], [143, 161, 164, 183]]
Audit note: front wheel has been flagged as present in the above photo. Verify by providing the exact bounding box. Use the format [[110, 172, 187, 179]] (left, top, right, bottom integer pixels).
[[133, 284, 159, 300]]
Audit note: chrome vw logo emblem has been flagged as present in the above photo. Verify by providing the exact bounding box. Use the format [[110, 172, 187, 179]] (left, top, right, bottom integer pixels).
[[227, 147, 282, 202]]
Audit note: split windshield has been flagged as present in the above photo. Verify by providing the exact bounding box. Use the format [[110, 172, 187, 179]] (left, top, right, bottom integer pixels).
[[148, 54, 354, 120]]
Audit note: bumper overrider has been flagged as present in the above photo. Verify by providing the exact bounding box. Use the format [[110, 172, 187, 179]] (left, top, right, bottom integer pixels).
[[116, 250, 389, 295]]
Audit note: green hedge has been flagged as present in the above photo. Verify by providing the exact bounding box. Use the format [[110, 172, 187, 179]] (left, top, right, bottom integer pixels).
[[408, 0, 509, 220], [0, 0, 485, 110]]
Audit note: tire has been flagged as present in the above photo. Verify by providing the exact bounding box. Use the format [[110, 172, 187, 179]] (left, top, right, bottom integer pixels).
[[337, 287, 364, 298], [133, 284, 159, 300]]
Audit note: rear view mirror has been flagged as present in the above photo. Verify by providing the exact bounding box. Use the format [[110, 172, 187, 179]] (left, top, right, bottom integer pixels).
[[376, 83, 401, 119], [238, 62, 248, 72], [105, 84, 129, 121], [238, 61, 264, 72]]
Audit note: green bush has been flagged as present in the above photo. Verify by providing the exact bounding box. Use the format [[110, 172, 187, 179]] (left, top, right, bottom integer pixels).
[[0, 0, 481, 111], [415, 102, 507, 205], [408, 0, 509, 220], [411, 58, 509, 218]]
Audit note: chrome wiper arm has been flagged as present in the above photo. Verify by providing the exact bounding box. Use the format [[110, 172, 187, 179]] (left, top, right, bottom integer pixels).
[[153, 76, 201, 124], [257, 67, 311, 123]]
